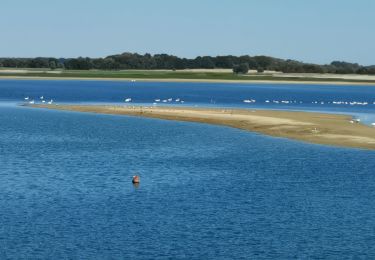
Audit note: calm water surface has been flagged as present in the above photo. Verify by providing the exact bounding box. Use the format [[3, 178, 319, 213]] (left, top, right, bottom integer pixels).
[[0, 80, 375, 259]]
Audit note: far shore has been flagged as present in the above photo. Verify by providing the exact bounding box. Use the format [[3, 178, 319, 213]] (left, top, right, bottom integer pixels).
[[1, 75, 375, 86], [30, 104, 375, 150]]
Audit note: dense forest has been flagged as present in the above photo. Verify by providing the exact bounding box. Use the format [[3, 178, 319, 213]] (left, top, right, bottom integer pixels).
[[1, 53, 374, 74]]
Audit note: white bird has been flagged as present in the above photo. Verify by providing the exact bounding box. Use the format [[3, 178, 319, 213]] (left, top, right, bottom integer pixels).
[[42, 100, 46, 103], [167, 98, 172, 102], [175, 98, 180, 102], [124, 98, 132, 102], [371, 123, 375, 127], [24, 97, 29, 100], [29, 100, 35, 104], [154, 99, 160, 102], [40, 96, 44, 100], [47, 99, 53, 104]]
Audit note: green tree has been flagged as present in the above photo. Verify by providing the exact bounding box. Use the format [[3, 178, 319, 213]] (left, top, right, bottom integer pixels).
[[233, 63, 249, 74], [49, 61, 56, 70], [215, 56, 236, 68], [254, 56, 273, 69], [196, 56, 215, 69]]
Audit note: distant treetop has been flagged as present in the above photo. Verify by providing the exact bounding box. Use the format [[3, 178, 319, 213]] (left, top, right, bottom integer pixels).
[[0, 53, 374, 75]]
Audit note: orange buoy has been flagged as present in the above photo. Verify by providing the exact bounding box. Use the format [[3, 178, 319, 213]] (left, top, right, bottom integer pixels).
[[132, 175, 140, 184]]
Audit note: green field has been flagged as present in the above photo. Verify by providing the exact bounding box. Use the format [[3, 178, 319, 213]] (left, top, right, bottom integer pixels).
[[1, 69, 375, 84]]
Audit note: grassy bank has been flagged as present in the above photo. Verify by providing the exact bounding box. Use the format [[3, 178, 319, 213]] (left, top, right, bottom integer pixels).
[[2, 69, 375, 84]]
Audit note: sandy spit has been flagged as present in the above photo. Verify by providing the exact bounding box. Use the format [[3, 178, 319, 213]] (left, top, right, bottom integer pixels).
[[30, 104, 375, 150]]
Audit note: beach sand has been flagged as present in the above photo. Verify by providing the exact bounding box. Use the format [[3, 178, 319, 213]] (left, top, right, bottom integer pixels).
[[30, 104, 375, 150]]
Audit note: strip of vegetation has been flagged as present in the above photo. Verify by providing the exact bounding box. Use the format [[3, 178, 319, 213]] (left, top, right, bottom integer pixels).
[[1, 70, 375, 84], [1, 52, 375, 75]]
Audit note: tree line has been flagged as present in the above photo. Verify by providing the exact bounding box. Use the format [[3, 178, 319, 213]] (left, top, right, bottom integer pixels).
[[1, 53, 374, 75]]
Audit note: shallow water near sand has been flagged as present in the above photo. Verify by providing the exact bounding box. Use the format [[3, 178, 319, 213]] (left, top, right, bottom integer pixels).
[[1, 80, 375, 259]]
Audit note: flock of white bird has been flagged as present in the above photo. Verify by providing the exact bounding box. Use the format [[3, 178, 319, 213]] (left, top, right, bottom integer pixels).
[[123, 97, 374, 107], [243, 99, 375, 106], [124, 97, 185, 105], [123, 97, 375, 127], [242, 98, 375, 127], [24, 96, 53, 104], [23, 94, 375, 127]]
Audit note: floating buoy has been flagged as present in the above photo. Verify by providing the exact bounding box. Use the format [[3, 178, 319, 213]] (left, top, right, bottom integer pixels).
[[132, 175, 140, 184]]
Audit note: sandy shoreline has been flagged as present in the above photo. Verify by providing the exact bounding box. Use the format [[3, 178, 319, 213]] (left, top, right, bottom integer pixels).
[[1, 75, 375, 86], [30, 104, 375, 150]]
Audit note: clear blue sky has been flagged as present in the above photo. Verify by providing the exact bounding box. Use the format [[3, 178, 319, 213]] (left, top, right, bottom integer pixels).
[[1, 0, 374, 65]]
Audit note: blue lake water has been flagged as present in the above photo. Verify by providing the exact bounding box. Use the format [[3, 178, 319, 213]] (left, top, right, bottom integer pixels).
[[1, 79, 375, 259], [1, 79, 375, 124]]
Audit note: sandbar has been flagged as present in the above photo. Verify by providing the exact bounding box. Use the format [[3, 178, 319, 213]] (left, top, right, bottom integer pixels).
[[29, 104, 375, 150]]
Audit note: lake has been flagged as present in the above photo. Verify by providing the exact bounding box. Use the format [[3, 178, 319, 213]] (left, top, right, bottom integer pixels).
[[0, 79, 375, 259]]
